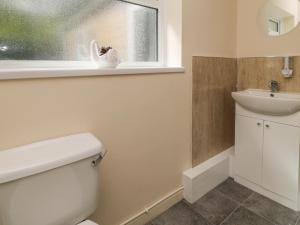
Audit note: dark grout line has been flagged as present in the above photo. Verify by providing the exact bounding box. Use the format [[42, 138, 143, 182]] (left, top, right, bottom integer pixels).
[[193, 183, 280, 225], [179, 200, 214, 225], [241, 191, 255, 204], [214, 188, 255, 225], [295, 216, 300, 225], [240, 206, 278, 225], [181, 200, 214, 225], [219, 205, 240, 225], [213, 188, 245, 205], [182, 179, 255, 225], [183, 188, 244, 225], [240, 192, 298, 225], [215, 189, 279, 225], [239, 193, 279, 225], [181, 198, 192, 207], [149, 179, 299, 225]]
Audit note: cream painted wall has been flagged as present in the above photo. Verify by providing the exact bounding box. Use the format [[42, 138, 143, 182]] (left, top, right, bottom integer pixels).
[[0, 74, 191, 225], [183, 0, 237, 61], [0, 1, 237, 225], [237, 0, 300, 57]]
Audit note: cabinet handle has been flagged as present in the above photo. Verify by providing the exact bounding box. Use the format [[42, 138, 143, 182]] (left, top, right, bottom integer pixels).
[[257, 122, 261, 126], [265, 124, 270, 128]]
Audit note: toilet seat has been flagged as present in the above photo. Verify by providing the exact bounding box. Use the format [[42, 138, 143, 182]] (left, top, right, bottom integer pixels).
[[78, 220, 99, 225]]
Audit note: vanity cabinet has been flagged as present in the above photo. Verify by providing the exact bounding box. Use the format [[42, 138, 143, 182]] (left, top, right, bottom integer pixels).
[[232, 89, 300, 210], [235, 116, 263, 185], [235, 115, 300, 202], [262, 121, 299, 200]]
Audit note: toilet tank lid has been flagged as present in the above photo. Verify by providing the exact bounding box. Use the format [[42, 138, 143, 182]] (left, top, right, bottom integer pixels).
[[0, 133, 105, 184]]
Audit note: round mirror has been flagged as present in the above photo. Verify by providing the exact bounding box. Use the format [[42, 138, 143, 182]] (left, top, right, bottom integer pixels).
[[261, 0, 300, 36]]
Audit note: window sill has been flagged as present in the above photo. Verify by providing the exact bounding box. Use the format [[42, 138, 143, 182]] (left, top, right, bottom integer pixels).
[[0, 66, 185, 80]]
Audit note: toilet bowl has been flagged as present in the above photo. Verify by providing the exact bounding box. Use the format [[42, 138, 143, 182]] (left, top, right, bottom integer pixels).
[[0, 133, 105, 225]]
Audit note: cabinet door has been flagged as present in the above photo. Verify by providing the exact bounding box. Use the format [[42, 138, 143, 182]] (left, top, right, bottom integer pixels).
[[262, 121, 300, 200], [235, 115, 264, 185]]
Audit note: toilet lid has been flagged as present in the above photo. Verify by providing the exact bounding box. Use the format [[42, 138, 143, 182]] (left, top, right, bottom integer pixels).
[[77, 220, 99, 225]]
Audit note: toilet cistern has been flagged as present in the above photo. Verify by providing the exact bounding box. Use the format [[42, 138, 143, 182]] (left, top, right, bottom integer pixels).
[[0, 133, 105, 225]]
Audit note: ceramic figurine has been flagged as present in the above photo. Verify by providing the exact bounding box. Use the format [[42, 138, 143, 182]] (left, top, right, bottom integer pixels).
[[90, 40, 121, 68]]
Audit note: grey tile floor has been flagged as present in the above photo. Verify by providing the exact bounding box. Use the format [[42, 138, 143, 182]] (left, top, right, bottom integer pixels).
[[146, 178, 300, 225]]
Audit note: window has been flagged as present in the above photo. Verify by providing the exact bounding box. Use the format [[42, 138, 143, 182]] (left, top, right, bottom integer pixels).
[[268, 18, 281, 35], [0, 0, 160, 66]]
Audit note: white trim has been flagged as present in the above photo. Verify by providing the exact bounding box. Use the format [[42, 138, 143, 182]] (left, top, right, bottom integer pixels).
[[157, 0, 165, 66], [0, 0, 181, 79], [0, 66, 184, 80], [182, 147, 234, 204], [0, 61, 165, 70], [124, 0, 160, 9], [231, 141, 299, 210], [268, 18, 281, 36], [119, 62, 163, 68], [126, 0, 165, 66], [229, 147, 235, 178], [119, 186, 183, 225], [0, 60, 95, 69], [125, 0, 162, 65]]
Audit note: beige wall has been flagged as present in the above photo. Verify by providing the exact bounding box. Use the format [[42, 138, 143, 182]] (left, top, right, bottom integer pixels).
[[183, 0, 237, 61], [0, 1, 237, 225], [237, 0, 300, 57], [0, 74, 191, 225]]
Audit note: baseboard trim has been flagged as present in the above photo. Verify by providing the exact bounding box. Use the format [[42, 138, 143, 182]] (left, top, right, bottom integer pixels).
[[182, 147, 234, 203], [118, 187, 183, 225], [117, 148, 235, 225]]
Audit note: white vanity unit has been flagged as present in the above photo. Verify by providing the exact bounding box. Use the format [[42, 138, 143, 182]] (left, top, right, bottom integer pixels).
[[232, 89, 300, 211]]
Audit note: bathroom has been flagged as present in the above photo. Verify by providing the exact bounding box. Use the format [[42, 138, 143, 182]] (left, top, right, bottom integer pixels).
[[0, 0, 300, 225]]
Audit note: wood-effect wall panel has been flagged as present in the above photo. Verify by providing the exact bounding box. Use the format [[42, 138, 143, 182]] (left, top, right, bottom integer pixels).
[[237, 57, 300, 92], [192, 57, 237, 166]]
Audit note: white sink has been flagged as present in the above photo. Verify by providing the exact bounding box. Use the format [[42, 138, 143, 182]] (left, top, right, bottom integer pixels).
[[232, 89, 300, 116]]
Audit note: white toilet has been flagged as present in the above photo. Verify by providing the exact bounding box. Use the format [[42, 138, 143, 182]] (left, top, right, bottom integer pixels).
[[0, 133, 106, 225]]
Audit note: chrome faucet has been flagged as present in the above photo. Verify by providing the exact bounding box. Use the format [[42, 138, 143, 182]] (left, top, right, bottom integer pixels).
[[269, 80, 280, 93]]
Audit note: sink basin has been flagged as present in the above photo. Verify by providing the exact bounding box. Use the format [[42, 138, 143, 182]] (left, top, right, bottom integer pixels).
[[232, 89, 300, 116]]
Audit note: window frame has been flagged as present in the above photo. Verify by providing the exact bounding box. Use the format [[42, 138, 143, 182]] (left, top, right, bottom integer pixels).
[[0, 0, 185, 79], [113, 0, 165, 68], [0, 0, 165, 69], [268, 18, 281, 35]]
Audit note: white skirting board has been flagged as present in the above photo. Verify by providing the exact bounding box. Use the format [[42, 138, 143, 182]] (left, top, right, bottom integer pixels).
[[117, 147, 235, 225], [182, 147, 234, 203], [118, 187, 183, 225]]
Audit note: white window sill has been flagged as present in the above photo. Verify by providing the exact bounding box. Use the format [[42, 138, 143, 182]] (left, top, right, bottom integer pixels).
[[0, 66, 185, 80]]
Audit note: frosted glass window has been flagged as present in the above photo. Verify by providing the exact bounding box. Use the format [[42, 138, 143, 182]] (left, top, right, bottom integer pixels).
[[0, 0, 158, 62]]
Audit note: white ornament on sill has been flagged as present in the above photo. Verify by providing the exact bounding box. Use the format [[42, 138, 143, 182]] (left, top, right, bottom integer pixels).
[[90, 40, 121, 69]]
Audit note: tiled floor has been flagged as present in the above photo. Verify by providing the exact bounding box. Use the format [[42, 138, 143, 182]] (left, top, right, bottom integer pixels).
[[146, 178, 300, 225]]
